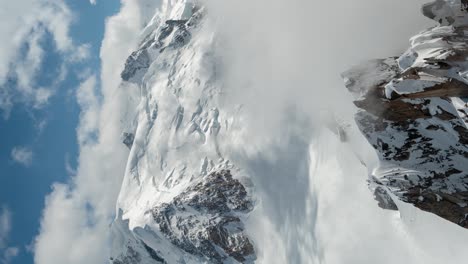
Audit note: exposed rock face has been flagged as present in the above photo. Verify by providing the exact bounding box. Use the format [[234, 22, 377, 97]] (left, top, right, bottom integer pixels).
[[112, 244, 166, 264], [122, 132, 135, 149], [343, 0, 468, 228], [120, 5, 203, 83], [111, 170, 255, 264], [121, 49, 151, 82], [422, 0, 468, 25], [152, 170, 256, 263]]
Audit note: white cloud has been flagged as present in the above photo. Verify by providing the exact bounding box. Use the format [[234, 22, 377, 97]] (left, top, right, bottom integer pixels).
[[89, 0, 96, 5], [10, 147, 33, 167], [64, 153, 77, 176], [75, 75, 100, 146], [0, 207, 11, 249], [1, 247, 19, 264], [35, 119, 48, 134], [69, 43, 92, 63], [34, 184, 108, 264], [0, 206, 19, 264], [33, 1, 158, 263], [33, 88, 54, 109], [0, 0, 91, 119]]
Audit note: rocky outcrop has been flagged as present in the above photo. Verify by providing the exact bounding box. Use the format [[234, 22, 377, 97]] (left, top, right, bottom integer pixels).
[[422, 0, 468, 25], [121, 5, 203, 83], [111, 170, 256, 264], [343, 0, 468, 228], [111, 243, 166, 264], [122, 132, 135, 149], [151, 170, 256, 263]]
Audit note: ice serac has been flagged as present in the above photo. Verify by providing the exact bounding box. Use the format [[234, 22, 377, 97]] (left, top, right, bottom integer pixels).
[[110, 1, 256, 263], [343, 0, 468, 228]]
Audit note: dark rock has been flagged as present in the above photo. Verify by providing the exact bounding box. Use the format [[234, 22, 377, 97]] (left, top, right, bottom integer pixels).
[[373, 186, 398, 211], [122, 132, 135, 149], [111, 241, 166, 264], [343, 0, 468, 228], [151, 170, 256, 263], [121, 50, 151, 82], [143, 243, 166, 263], [112, 246, 142, 264], [171, 28, 191, 48]]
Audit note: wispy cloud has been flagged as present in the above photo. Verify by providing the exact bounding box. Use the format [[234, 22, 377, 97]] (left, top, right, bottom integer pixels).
[[0, 206, 19, 264], [33, 0, 151, 263], [75, 75, 100, 146], [64, 153, 77, 176], [0, 0, 90, 119], [0, 207, 11, 249], [10, 147, 33, 167], [1, 247, 19, 264]]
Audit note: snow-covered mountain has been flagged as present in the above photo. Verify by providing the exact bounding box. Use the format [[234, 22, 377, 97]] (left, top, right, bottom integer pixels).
[[343, 0, 468, 228], [109, 0, 468, 263], [110, 2, 258, 263]]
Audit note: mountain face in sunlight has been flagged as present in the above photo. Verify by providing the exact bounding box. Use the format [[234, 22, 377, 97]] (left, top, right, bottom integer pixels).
[[344, 0, 468, 228], [108, 0, 468, 263]]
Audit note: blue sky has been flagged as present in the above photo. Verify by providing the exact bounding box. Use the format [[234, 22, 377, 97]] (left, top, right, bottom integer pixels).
[[0, 1, 119, 263]]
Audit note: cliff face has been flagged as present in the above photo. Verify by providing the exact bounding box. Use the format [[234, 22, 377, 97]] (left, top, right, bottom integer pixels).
[[343, 0, 468, 228]]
